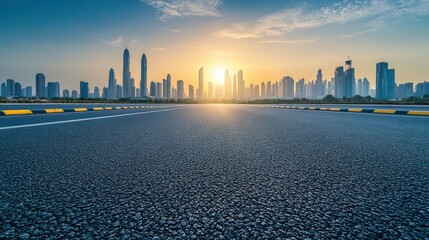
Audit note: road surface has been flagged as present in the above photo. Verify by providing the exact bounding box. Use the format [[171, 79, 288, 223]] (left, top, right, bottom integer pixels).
[[1, 104, 428, 239]]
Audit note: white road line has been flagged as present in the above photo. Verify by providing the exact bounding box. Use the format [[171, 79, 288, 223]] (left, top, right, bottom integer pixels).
[[0, 107, 193, 131]]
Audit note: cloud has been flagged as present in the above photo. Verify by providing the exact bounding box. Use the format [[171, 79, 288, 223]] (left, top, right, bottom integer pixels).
[[104, 36, 124, 47], [142, 0, 222, 21], [217, 0, 429, 39], [259, 39, 316, 44], [151, 47, 168, 51]]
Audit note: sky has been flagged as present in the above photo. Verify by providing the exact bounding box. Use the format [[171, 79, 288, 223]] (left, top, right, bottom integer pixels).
[[1, 0, 429, 91]]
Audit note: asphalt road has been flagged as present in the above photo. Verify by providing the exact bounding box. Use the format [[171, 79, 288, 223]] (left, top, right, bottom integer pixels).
[[1, 104, 428, 239]]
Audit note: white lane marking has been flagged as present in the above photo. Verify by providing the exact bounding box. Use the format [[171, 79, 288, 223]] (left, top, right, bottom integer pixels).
[[0, 107, 193, 131]]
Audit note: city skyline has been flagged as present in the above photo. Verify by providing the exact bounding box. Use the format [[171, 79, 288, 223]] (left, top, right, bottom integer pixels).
[[1, 0, 429, 91]]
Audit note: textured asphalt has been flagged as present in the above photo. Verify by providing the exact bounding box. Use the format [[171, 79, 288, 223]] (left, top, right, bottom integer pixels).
[[1, 104, 428, 239]]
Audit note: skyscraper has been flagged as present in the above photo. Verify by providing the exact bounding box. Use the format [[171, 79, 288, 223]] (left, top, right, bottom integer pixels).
[[237, 70, 245, 98], [233, 74, 237, 98], [80, 81, 89, 99], [189, 84, 194, 99], [71, 90, 78, 99], [47, 82, 60, 99], [261, 82, 266, 98], [1, 83, 6, 97], [63, 89, 70, 98], [25, 86, 32, 98], [14, 82, 22, 97], [344, 59, 355, 98], [123, 48, 131, 98], [224, 70, 231, 98], [166, 74, 171, 98], [6, 79, 15, 97], [35, 73, 46, 98], [108, 68, 116, 99], [198, 67, 203, 99], [140, 53, 147, 98], [334, 66, 345, 98], [156, 82, 162, 98], [150, 81, 156, 97], [282, 76, 294, 99], [94, 87, 100, 98], [208, 82, 213, 99], [315, 69, 324, 98], [177, 80, 184, 99], [376, 62, 395, 99], [131, 78, 136, 98], [363, 77, 370, 97]]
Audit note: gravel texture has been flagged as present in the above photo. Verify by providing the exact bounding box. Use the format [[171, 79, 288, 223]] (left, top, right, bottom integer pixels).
[[1, 105, 428, 239]]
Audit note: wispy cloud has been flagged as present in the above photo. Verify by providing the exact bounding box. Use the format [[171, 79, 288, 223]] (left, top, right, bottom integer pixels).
[[160, 28, 182, 33], [217, 0, 429, 39], [151, 47, 168, 51], [103, 36, 124, 47], [142, 0, 222, 21], [259, 39, 316, 44]]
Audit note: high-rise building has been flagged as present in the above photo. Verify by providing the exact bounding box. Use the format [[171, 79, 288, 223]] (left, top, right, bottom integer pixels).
[[296, 78, 306, 98], [267, 81, 272, 97], [14, 82, 22, 97], [123, 48, 131, 98], [396, 82, 414, 99], [80, 81, 89, 99], [237, 70, 245, 98], [356, 78, 363, 96], [25, 86, 32, 98], [131, 78, 136, 98], [363, 77, 370, 96], [208, 82, 213, 99], [108, 68, 116, 99], [232, 74, 237, 98], [102, 87, 108, 98], [71, 90, 78, 99], [140, 53, 147, 98], [94, 87, 100, 98], [150, 81, 156, 97], [315, 69, 324, 98], [156, 82, 162, 98], [162, 74, 172, 99], [6, 79, 15, 97], [47, 82, 60, 99], [177, 80, 184, 99], [1, 83, 6, 97], [282, 76, 294, 99], [35, 73, 46, 98], [63, 89, 70, 98], [198, 67, 203, 99], [345, 59, 355, 98], [224, 70, 231, 98], [189, 84, 195, 99], [416, 81, 429, 96], [376, 62, 395, 99], [334, 66, 345, 98], [116, 85, 123, 99], [261, 82, 266, 98]]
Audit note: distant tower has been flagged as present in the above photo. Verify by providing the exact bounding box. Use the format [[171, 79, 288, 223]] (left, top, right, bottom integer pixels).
[[177, 80, 184, 99], [237, 70, 245, 98], [376, 62, 395, 99], [198, 67, 204, 99], [35, 73, 46, 98], [344, 59, 355, 98], [108, 68, 116, 99], [140, 53, 147, 98], [224, 70, 231, 98], [123, 48, 131, 98]]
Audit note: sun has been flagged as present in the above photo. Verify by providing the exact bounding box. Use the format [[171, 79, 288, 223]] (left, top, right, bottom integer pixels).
[[211, 68, 225, 85]]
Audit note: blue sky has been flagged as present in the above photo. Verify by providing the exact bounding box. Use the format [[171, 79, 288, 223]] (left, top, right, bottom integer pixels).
[[1, 0, 429, 91]]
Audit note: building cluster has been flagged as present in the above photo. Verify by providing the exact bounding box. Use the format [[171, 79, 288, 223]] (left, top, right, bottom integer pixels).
[[1, 52, 429, 100]]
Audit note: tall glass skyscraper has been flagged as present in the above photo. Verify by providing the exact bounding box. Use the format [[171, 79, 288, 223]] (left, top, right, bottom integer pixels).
[[376, 62, 395, 99], [123, 48, 131, 98], [108, 68, 116, 99], [198, 67, 203, 99], [140, 53, 147, 98], [35, 73, 46, 98]]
